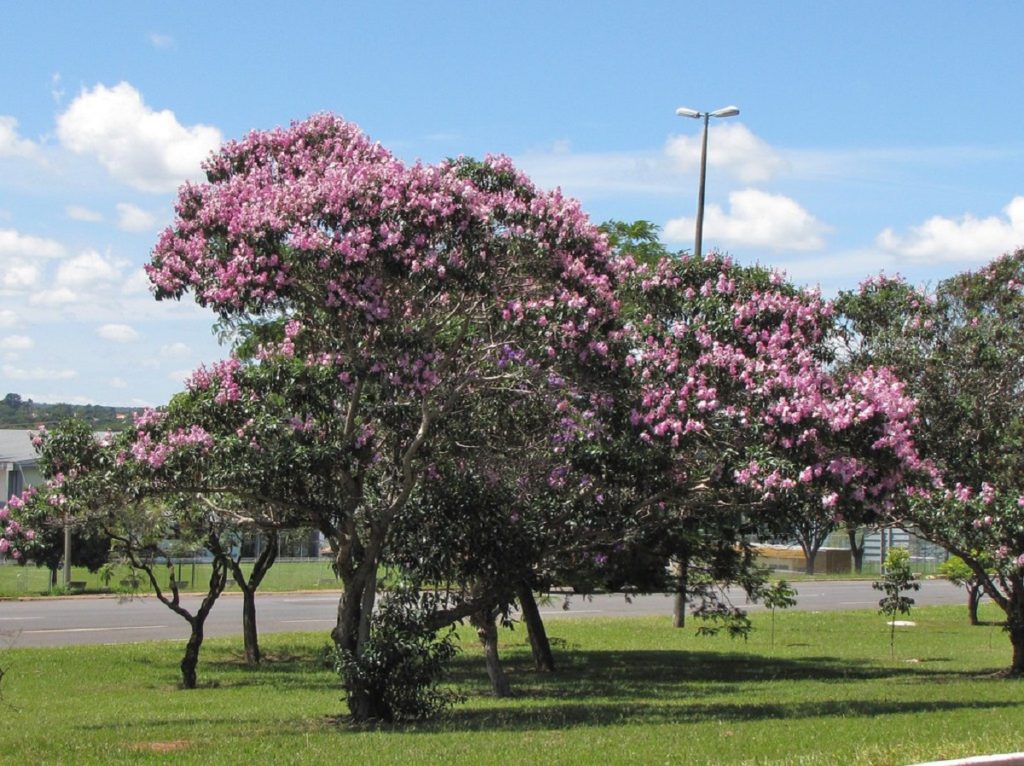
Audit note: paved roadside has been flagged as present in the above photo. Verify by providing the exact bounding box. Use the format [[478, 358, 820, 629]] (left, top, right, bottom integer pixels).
[[0, 579, 970, 648]]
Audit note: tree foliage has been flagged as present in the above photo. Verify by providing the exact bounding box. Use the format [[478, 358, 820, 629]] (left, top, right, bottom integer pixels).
[[4, 114, 944, 716], [837, 251, 1024, 673]]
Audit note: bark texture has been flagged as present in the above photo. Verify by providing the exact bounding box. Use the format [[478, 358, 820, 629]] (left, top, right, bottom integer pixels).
[[517, 585, 555, 672]]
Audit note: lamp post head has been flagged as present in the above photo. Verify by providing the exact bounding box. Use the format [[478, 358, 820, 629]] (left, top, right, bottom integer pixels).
[[675, 103, 741, 261]]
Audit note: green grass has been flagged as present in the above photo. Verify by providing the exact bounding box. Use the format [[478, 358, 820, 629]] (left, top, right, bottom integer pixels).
[[0, 559, 343, 597], [3, 604, 1024, 764]]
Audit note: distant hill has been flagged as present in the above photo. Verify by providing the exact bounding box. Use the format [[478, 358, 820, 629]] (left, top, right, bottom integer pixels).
[[0, 393, 142, 431]]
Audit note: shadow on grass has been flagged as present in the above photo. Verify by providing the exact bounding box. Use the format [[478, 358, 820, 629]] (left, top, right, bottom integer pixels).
[[419, 647, 1021, 732], [77, 638, 1021, 736], [446, 647, 973, 694], [198, 643, 337, 691], [437, 697, 1024, 732]]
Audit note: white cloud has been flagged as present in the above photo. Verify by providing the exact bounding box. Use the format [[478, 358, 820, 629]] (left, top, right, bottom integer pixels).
[[149, 32, 175, 49], [775, 249, 902, 293], [160, 341, 192, 357], [0, 309, 16, 327], [876, 196, 1024, 262], [56, 82, 222, 193], [51, 72, 65, 104], [2, 263, 40, 289], [0, 116, 37, 158], [517, 124, 790, 201], [109, 377, 128, 389], [518, 149, 678, 197], [97, 323, 140, 343], [665, 123, 787, 184], [121, 268, 153, 295], [28, 287, 77, 306], [66, 205, 104, 222], [664, 189, 830, 252], [0, 228, 66, 259], [1, 335, 33, 350], [3, 364, 77, 381], [56, 249, 124, 289], [168, 369, 193, 385], [116, 202, 157, 232]]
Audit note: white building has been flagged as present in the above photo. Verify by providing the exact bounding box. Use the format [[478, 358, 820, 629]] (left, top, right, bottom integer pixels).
[[1, 429, 41, 504]]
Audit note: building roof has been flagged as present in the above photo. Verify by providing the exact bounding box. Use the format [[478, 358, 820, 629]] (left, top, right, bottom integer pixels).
[[0, 430, 39, 465]]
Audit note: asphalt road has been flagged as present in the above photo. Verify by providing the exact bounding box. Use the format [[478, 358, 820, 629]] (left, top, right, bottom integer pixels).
[[0, 579, 968, 649]]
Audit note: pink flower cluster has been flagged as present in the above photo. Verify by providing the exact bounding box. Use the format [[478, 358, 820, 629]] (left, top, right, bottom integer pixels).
[[130, 425, 214, 470], [913, 482, 1024, 572], [628, 255, 927, 510], [187, 358, 245, 404], [147, 114, 624, 403], [2, 490, 38, 560]]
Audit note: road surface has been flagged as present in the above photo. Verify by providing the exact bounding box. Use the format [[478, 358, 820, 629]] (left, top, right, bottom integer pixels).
[[0, 579, 968, 648]]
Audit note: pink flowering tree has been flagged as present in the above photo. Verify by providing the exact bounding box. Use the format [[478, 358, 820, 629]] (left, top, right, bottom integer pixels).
[[15, 418, 241, 689], [144, 114, 623, 720], [837, 251, 1024, 674], [599, 234, 930, 626], [2, 492, 36, 562], [403, 224, 931, 647]]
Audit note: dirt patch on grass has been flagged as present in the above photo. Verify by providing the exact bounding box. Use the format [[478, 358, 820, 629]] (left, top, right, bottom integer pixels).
[[132, 740, 191, 753]]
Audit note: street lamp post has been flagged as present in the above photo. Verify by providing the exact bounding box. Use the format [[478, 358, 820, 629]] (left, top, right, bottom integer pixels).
[[675, 105, 740, 259]]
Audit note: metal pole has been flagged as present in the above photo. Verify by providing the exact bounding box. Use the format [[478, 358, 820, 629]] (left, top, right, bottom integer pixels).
[[694, 112, 710, 260], [62, 518, 71, 587]]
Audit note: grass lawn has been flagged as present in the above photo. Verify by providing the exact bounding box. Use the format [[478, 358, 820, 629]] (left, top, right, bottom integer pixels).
[[0, 559, 342, 598], [3, 604, 1024, 765]]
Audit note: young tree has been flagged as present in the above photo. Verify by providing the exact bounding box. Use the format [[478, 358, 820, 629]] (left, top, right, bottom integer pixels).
[[108, 501, 231, 689], [18, 419, 236, 688], [763, 579, 798, 652], [208, 526, 279, 665], [873, 547, 919, 660], [837, 252, 1024, 674]]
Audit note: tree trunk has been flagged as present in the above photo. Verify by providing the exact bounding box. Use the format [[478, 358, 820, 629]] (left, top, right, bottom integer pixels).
[[178, 555, 227, 688], [673, 557, 689, 629], [847, 528, 865, 573], [967, 585, 981, 626], [180, 620, 203, 689], [1010, 621, 1024, 676], [241, 588, 260, 665], [472, 608, 511, 697], [357, 566, 377, 653], [333, 563, 390, 721], [347, 687, 392, 723], [804, 550, 818, 576], [333, 568, 370, 654], [238, 529, 279, 665], [516, 584, 554, 672]]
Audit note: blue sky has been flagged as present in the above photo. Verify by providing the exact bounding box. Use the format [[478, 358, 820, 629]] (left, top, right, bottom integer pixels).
[[2, 1, 1024, 406]]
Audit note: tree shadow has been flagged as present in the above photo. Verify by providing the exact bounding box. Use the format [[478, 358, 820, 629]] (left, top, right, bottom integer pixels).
[[436, 697, 1024, 733], [445, 647, 973, 696], [418, 647, 1020, 732], [199, 643, 336, 691]]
